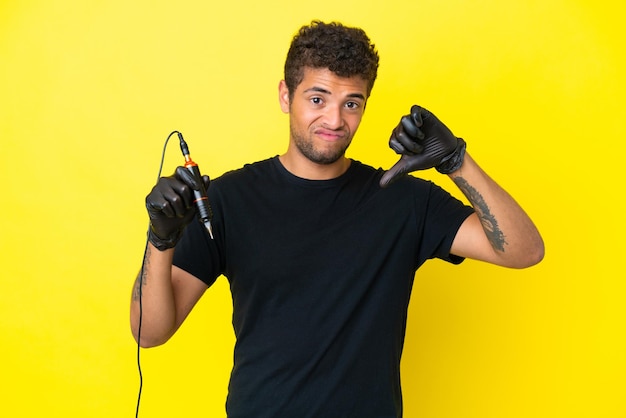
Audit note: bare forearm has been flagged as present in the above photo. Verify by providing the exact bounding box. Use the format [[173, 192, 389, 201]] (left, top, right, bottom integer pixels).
[[130, 243, 177, 347], [449, 153, 544, 268]]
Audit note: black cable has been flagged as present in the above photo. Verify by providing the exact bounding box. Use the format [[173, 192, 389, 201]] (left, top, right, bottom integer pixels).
[[135, 130, 180, 417]]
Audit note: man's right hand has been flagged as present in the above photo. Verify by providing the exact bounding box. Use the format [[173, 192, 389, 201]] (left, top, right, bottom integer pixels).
[[146, 166, 210, 251]]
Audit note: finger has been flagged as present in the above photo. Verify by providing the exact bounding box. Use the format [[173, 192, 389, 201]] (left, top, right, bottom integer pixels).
[[410, 105, 424, 127], [389, 137, 404, 154], [160, 182, 193, 218], [153, 176, 195, 216], [379, 156, 412, 188], [201, 175, 211, 190], [417, 106, 444, 131], [389, 125, 407, 154], [395, 129, 424, 154], [175, 166, 200, 190], [146, 194, 176, 218], [400, 115, 421, 138], [418, 106, 434, 122]]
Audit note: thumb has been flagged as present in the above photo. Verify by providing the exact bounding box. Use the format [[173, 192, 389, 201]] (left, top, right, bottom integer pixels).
[[380, 155, 412, 188]]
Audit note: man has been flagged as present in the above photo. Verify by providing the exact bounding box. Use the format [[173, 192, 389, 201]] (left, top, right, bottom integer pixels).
[[130, 20, 544, 417]]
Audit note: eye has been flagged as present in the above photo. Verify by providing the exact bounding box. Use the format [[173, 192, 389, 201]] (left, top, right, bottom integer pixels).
[[310, 97, 323, 105], [345, 101, 361, 110]]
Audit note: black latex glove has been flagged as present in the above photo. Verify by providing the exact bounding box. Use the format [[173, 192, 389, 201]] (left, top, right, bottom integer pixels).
[[146, 166, 211, 251], [379, 105, 466, 187]]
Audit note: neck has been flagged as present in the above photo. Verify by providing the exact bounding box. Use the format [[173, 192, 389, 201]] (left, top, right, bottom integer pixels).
[[279, 150, 351, 180]]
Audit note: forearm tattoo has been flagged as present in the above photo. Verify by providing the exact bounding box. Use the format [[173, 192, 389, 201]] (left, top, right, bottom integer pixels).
[[132, 245, 151, 301], [453, 177, 507, 252]]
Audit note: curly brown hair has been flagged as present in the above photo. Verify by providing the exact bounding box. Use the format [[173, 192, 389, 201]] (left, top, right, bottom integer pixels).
[[284, 21, 380, 100]]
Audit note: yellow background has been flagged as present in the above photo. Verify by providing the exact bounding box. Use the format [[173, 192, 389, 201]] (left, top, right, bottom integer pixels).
[[1, 0, 624, 416]]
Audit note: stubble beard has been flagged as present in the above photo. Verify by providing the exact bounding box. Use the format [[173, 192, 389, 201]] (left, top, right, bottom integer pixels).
[[291, 125, 351, 165]]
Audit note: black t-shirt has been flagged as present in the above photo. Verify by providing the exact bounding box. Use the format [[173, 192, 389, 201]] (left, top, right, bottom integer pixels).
[[173, 157, 474, 418]]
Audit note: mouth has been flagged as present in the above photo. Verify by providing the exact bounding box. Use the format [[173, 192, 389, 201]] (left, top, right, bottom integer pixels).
[[315, 128, 347, 142]]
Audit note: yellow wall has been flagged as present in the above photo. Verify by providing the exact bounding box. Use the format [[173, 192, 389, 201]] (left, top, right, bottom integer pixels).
[[1, 0, 624, 416]]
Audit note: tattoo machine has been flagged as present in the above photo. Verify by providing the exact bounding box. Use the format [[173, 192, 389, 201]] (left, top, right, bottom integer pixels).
[[177, 132, 214, 239]]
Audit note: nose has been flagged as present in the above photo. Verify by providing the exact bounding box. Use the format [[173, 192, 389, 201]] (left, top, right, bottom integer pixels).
[[322, 104, 344, 129]]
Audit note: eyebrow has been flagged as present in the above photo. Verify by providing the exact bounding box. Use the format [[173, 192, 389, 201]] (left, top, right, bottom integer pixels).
[[304, 86, 366, 101]]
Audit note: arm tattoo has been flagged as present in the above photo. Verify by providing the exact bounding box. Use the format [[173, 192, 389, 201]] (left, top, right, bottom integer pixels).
[[453, 177, 507, 252], [132, 244, 151, 301]]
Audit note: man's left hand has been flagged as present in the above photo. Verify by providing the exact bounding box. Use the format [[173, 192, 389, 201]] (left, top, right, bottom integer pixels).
[[380, 105, 466, 187]]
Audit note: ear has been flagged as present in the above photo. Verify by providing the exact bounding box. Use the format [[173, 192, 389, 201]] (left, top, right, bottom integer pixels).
[[278, 80, 290, 114]]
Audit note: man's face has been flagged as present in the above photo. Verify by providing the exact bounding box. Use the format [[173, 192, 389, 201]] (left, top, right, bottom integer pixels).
[[279, 67, 368, 165]]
